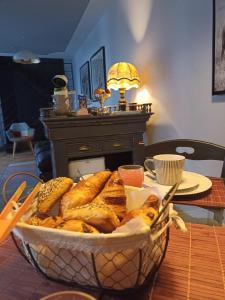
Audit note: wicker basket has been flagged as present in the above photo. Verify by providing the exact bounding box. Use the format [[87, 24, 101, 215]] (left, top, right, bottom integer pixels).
[[2, 173, 170, 294]]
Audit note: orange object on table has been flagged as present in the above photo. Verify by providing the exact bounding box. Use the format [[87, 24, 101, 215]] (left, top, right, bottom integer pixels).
[[0, 181, 41, 243]]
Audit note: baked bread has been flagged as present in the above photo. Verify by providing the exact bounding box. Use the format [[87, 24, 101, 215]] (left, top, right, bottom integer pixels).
[[61, 171, 112, 214], [41, 216, 63, 228], [38, 177, 73, 213], [26, 215, 63, 228], [63, 202, 120, 233], [93, 171, 126, 219], [58, 219, 99, 234], [26, 215, 44, 226], [120, 207, 158, 226], [142, 194, 160, 210]]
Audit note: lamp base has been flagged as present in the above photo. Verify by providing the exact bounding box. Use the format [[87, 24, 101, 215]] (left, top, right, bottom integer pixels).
[[118, 88, 127, 111]]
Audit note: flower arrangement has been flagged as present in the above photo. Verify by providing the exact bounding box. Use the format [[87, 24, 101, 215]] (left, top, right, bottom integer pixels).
[[94, 88, 111, 113]]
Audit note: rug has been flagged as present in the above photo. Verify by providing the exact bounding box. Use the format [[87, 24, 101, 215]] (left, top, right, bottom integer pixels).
[[0, 160, 39, 210]]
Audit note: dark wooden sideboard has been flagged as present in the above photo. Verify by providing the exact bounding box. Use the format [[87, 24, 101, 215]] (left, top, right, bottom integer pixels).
[[42, 113, 151, 177]]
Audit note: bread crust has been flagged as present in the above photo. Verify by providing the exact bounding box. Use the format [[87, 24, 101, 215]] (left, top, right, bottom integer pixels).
[[93, 171, 126, 219], [63, 202, 120, 233], [58, 219, 99, 234], [121, 207, 158, 226], [61, 171, 111, 214], [38, 177, 73, 213]]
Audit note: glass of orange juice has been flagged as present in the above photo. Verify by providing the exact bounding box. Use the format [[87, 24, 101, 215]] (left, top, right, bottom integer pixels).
[[118, 165, 144, 187]]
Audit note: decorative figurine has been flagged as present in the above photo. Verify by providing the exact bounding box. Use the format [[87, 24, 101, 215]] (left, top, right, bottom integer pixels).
[[94, 88, 111, 114]]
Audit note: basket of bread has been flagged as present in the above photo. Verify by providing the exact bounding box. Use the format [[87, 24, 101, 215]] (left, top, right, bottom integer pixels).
[[2, 170, 184, 292]]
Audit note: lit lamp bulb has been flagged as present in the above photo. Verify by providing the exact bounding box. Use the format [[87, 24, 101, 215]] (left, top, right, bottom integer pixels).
[[135, 88, 151, 105]]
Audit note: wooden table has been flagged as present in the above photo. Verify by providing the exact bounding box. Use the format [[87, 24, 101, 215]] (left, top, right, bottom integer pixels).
[[0, 178, 225, 299]]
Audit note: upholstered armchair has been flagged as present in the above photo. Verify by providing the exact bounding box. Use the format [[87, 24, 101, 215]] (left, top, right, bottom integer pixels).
[[6, 122, 34, 157]]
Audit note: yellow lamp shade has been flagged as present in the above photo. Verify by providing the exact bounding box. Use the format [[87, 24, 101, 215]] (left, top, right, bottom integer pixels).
[[107, 62, 140, 91]]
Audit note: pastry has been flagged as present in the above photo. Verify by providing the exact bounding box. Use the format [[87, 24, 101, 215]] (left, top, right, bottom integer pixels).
[[41, 216, 63, 228], [26, 215, 44, 226], [93, 171, 126, 219], [61, 171, 112, 214], [63, 202, 120, 233], [142, 194, 160, 210], [58, 219, 99, 234], [38, 177, 73, 213], [120, 207, 158, 226]]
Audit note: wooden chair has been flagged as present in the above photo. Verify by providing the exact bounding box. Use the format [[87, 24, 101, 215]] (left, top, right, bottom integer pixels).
[[145, 139, 225, 178]]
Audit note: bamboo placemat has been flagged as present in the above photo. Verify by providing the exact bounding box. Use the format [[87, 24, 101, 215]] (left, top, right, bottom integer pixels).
[[150, 224, 225, 300], [173, 177, 225, 208], [1, 224, 225, 299]]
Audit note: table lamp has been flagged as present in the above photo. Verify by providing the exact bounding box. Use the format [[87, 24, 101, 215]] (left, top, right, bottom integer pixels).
[[107, 62, 140, 111]]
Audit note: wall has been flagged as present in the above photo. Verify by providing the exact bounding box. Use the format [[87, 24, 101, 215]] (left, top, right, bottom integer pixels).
[[72, 0, 225, 175]]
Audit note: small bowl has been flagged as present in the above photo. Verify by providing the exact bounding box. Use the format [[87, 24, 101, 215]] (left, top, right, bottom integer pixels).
[[40, 291, 97, 300]]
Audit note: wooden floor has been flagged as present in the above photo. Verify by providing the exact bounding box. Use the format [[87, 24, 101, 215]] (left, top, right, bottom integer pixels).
[[0, 150, 35, 177]]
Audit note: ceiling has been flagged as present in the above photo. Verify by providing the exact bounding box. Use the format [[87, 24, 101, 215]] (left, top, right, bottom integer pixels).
[[0, 0, 89, 55]]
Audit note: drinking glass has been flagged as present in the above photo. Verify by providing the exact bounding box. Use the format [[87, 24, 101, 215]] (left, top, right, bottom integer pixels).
[[118, 165, 144, 187]]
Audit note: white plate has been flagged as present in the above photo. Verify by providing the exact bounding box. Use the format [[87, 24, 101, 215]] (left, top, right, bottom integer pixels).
[[144, 171, 212, 196], [144, 171, 199, 191]]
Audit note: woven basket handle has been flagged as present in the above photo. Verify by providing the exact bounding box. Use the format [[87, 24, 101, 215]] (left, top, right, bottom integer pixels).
[[2, 172, 43, 204]]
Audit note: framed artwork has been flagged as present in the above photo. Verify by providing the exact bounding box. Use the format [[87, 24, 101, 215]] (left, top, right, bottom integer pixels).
[[80, 61, 91, 99], [90, 46, 107, 100], [212, 0, 225, 94]]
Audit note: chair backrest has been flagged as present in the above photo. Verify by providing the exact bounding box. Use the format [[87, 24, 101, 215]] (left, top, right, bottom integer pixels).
[[145, 139, 225, 178]]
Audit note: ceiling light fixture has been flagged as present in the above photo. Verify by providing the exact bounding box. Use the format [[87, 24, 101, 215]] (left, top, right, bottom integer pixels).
[[13, 50, 40, 64]]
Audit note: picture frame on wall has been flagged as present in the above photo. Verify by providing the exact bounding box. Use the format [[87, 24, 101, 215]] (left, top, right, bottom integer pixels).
[[212, 0, 225, 94], [80, 61, 91, 99], [90, 46, 107, 100]]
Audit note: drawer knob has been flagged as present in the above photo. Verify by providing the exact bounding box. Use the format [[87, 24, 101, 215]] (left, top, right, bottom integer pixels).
[[113, 143, 121, 148], [79, 145, 89, 151]]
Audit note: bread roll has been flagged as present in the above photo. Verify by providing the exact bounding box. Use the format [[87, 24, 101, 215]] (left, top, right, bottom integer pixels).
[[41, 216, 63, 228], [58, 220, 99, 234], [26, 215, 63, 228], [38, 177, 73, 213], [142, 194, 160, 210], [121, 207, 158, 226], [61, 171, 111, 214], [63, 202, 120, 233], [93, 171, 126, 219], [26, 215, 44, 226]]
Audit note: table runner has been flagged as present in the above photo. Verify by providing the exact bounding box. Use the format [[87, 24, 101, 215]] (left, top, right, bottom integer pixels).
[[1, 224, 225, 299], [173, 177, 225, 209]]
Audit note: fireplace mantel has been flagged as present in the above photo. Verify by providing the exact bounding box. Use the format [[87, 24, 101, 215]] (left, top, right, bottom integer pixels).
[[42, 113, 151, 177]]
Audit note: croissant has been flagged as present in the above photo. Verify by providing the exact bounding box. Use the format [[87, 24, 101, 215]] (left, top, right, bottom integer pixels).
[[63, 202, 120, 233], [120, 207, 158, 226], [61, 171, 112, 215], [93, 171, 126, 219]]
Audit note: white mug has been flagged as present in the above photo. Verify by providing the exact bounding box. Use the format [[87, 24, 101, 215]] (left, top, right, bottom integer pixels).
[[144, 154, 185, 185]]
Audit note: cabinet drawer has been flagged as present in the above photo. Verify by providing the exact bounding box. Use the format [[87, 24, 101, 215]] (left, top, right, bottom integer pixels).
[[67, 141, 103, 156], [103, 138, 132, 152]]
